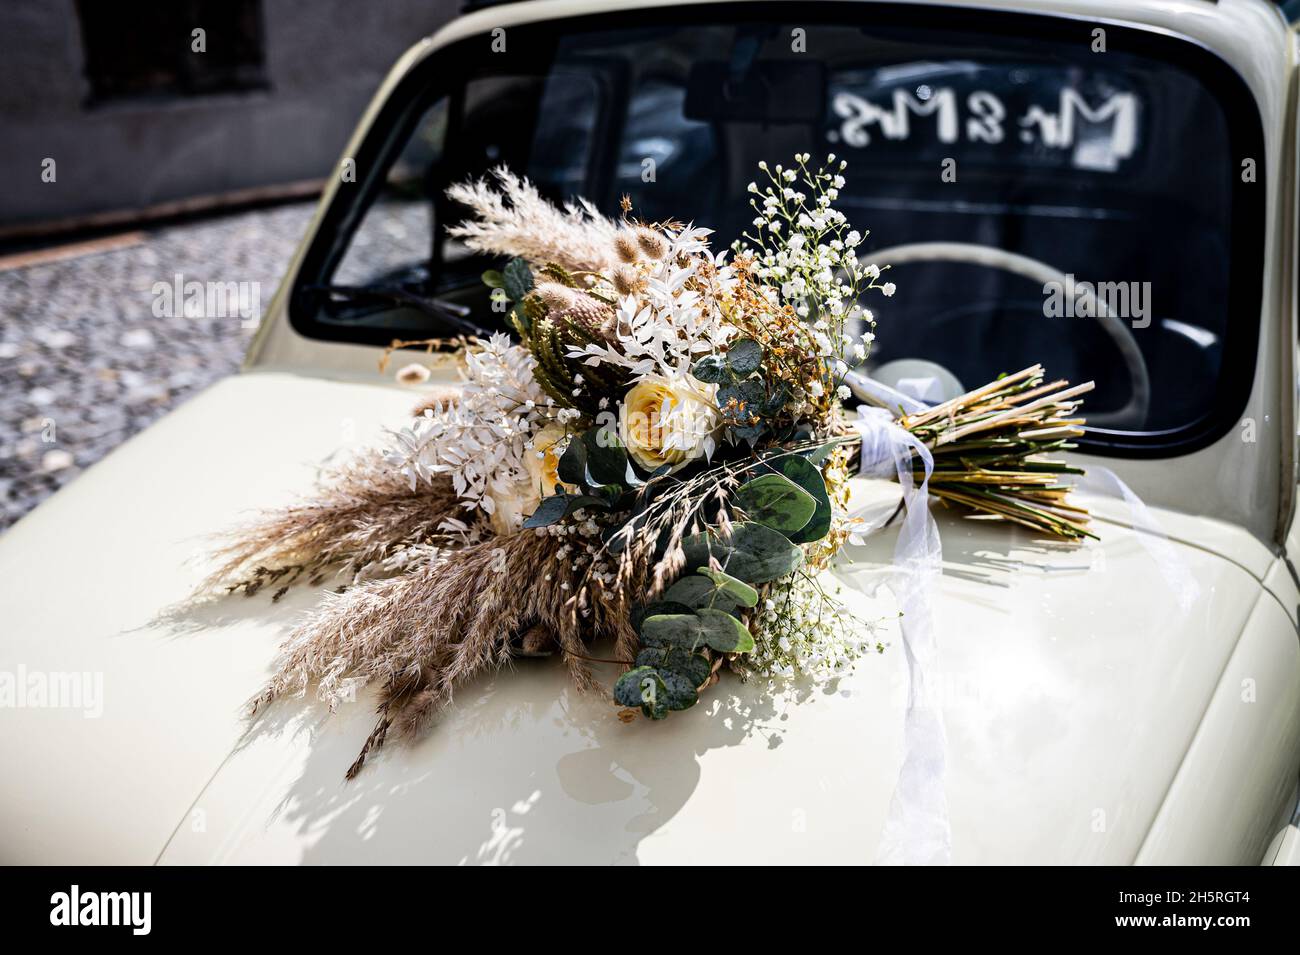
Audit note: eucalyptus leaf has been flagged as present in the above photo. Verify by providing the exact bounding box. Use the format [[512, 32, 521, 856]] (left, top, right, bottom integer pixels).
[[663, 574, 743, 615], [694, 608, 756, 653], [760, 386, 789, 418], [738, 379, 766, 406], [623, 460, 646, 488], [521, 494, 569, 529], [683, 522, 803, 584], [691, 354, 730, 384], [521, 493, 608, 529], [613, 666, 668, 718], [736, 472, 816, 535], [481, 269, 505, 289], [640, 613, 705, 650], [641, 609, 755, 654], [657, 668, 700, 710], [631, 600, 694, 633], [804, 441, 839, 466], [635, 647, 712, 687], [767, 455, 832, 544], [726, 338, 763, 376], [695, 567, 760, 608]]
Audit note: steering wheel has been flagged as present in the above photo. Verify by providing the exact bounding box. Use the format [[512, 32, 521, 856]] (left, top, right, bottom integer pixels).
[[864, 242, 1151, 430]]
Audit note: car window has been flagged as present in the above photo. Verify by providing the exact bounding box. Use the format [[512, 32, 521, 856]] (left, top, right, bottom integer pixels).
[[291, 5, 1264, 455], [332, 96, 448, 289]]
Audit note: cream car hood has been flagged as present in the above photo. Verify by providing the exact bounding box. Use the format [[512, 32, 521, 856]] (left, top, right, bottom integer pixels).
[[0, 372, 1265, 864]]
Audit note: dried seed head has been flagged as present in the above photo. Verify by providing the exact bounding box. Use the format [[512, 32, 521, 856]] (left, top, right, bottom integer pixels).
[[636, 226, 668, 260], [395, 363, 431, 384], [613, 230, 641, 264], [611, 264, 644, 296], [536, 282, 576, 311]]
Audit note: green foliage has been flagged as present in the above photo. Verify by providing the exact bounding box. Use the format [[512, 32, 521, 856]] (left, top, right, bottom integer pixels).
[[690, 354, 729, 384], [735, 472, 816, 535], [582, 426, 627, 486], [525, 425, 635, 530], [620, 482, 818, 720], [764, 455, 832, 544], [695, 567, 759, 607], [630, 600, 694, 632], [635, 647, 711, 687], [557, 436, 587, 487], [682, 521, 804, 583], [690, 339, 794, 446], [690, 338, 764, 387], [640, 610, 755, 654], [727, 338, 763, 376], [503, 257, 534, 302], [613, 667, 669, 719], [663, 573, 744, 616], [521, 493, 609, 529]]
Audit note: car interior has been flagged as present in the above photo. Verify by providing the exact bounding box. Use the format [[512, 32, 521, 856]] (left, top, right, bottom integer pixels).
[[294, 12, 1260, 449]]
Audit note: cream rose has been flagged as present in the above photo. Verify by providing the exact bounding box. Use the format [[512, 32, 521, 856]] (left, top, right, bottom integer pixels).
[[619, 374, 719, 472], [486, 422, 568, 536], [524, 422, 567, 498]]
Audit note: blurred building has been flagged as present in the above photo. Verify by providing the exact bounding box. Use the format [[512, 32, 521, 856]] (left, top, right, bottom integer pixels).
[[0, 0, 460, 240]]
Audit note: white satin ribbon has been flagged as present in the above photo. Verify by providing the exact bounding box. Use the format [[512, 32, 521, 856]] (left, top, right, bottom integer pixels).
[[1078, 466, 1200, 613], [850, 406, 952, 865], [842, 392, 1197, 865]]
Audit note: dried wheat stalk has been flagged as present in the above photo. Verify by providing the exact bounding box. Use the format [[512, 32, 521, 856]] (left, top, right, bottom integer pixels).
[[247, 527, 636, 777], [202, 456, 464, 599], [445, 165, 621, 274]]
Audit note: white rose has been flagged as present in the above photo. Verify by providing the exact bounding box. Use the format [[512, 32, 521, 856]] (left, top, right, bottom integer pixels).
[[485, 478, 535, 537], [485, 422, 568, 535], [620, 373, 719, 472]]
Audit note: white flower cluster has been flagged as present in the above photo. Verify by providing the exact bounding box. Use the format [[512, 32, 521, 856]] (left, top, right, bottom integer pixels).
[[749, 573, 881, 680], [566, 224, 735, 380], [737, 153, 890, 370], [382, 333, 553, 527]]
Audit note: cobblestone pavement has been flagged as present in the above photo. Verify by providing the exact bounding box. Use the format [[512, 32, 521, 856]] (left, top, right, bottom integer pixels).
[[0, 202, 317, 531]]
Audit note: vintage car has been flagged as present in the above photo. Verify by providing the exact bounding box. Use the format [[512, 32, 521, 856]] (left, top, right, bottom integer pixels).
[[2, 0, 1299, 865]]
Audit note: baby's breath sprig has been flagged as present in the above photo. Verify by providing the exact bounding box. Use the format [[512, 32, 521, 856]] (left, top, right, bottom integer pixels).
[[749, 570, 884, 679], [735, 153, 894, 405]]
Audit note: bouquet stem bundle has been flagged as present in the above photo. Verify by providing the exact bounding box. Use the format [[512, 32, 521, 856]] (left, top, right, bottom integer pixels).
[[892, 365, 1096, 540]]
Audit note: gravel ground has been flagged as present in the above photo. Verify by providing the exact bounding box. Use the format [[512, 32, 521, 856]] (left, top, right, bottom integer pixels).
[[0, 202, 318, 531]]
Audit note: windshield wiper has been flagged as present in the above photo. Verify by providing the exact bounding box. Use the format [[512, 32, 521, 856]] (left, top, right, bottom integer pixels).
[[306, 283, 491, 338]]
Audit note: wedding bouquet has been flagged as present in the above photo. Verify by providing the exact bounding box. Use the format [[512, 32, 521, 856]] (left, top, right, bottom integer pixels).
[[209, 154, 1093, 777]]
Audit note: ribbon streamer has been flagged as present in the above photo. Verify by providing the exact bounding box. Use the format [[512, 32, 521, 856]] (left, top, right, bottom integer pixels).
[[1079, 466, 1200, 613], [843, 387, 1198, 865], [851, 406, 952, 865]]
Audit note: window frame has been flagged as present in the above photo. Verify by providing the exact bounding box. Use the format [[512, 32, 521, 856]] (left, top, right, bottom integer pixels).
[[288, 1, 1267, 459]]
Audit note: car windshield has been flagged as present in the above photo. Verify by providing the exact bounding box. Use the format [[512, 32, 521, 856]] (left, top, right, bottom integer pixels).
[[292, 4, 1264, 454]]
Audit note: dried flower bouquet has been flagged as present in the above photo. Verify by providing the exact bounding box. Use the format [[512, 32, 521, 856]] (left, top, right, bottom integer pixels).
[[209, 155, 1094, 777]]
